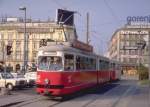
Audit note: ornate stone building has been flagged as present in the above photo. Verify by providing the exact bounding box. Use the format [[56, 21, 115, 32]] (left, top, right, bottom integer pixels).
[[108, 23, 150, 75], [0, 17, 77, 71]]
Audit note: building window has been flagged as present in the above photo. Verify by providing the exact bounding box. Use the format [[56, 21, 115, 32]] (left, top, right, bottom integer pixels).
[[125, 50, 129, 55], [0, 33, 4, 39], [120, 57, 123, 62], [16, 51, 22, 60], [120, 41, 124, 49], [123, 58, 127, 63], [45, 34, 49, 39], [135, 50, 138, 55], [120, 35, 124, 40], [136, 35, 140, 40], [58, 35, 62, 41], [8, 32, 13, 40], [33, 34, 40, 40], [130, 50, 135, 55], [126, 41, 129, 46], [120, 50, 124, 54], [126, 35, 129, 40], [32, 34, 35, 39], [40, 34, 45, 39], [129, 58, 137, 63], [16, 34, 21, 39], [132, 35, 136, 40], [16, 41, 21, 51], [33, 52, 36, 58], [0, 42, 4, 51], [7, 55, 13, 60], [33, 41, 37, 49]]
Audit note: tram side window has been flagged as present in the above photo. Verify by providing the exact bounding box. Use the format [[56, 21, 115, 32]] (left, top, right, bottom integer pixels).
[[64, 54, 74, 71], [110, 63, 113, 70], [104, 61, 109, 70], [76, 56, 96, 70], [110, 63, 115, 70], [76, 56, 81, 70], [99, 60, 109, 70], [115, 63, 120, 71], [110, 63, 112, 70], [99, 60, 102, 70], [113, 63, 116, 70], [89, 58, 96, 70]]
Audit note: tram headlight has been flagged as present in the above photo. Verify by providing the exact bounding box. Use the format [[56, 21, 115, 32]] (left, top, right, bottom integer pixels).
[[44, 78, 49, 84]]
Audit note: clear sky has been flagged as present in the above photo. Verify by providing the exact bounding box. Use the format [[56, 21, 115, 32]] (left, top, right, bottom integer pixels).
[[0, 0, 150, 55]]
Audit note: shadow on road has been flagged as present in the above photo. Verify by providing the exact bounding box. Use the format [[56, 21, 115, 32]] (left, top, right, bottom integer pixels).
[[52, 82, 120, 101]]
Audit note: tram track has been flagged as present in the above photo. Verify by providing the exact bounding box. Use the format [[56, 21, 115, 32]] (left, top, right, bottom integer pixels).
[[8, 93, 66, 107], [35, 83, 122, 107], [12, 83, 118, 107], [79, 84, 127, 107], [46, 81, 137, 107], [80, 81, 137, 107], [0, 80, 138, 107], [45, 82, 121, 107], [110, 86, 136, 107], [12, 99, 63, 107]]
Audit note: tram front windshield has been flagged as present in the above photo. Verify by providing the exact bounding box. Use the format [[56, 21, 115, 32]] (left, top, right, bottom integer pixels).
[[38, 56, 63, 71]]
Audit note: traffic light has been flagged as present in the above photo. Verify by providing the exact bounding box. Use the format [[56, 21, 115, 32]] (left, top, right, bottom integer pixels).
[[6, 45, 12, 55]]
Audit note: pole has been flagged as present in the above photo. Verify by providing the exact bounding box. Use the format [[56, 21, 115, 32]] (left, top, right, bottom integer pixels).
[[19, 6, 27, 74], [2, 40, 4, 64], [86, 12, 89, 44], [2, 42, 6, 87], [149, 32, 150, 80], [138, 34, 142, 79], [24, 8, 27, 74]]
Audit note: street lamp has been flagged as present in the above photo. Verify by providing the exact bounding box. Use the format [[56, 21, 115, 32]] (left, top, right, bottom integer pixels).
[[19, 6, 27, 74]]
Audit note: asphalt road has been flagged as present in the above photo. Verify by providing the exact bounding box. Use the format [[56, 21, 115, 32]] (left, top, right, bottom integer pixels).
[[0, 75, 149, 107]]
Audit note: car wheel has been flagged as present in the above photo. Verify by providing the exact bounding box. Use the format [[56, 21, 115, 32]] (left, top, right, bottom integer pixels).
[[7, 84, 13, 90]]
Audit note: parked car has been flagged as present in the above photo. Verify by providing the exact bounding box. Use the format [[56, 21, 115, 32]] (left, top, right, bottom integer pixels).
[[24, 72, 37, 87], [0, 72, 27, 90]]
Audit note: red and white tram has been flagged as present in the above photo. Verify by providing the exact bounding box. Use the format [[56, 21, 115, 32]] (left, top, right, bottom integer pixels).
[[36, 44, 121, 96]]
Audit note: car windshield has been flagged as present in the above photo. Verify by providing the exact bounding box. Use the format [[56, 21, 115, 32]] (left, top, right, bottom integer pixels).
[[1, 73, 14, 79], [38, 56, 63, 71]]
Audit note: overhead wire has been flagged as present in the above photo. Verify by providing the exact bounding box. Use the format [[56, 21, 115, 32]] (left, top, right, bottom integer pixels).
[[103, 0, 120, 25], [51, 0, 67, 9], [49, 0, 113, 54]]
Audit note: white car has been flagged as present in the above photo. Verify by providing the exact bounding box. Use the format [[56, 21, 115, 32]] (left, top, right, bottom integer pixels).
[[0, 72, 27, 90], [24, 72, 37, 87]]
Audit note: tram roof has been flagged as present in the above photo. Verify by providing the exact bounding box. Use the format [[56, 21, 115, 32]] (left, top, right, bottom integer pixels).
[[38, 45, 111, 61], [38, 44, 95, 56]]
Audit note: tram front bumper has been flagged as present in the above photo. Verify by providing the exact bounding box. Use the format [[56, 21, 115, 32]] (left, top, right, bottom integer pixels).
[[36, 84, 64, 96]]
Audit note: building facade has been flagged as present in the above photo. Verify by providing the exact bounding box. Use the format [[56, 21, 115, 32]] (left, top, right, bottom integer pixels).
[[0, 17, 77, 72], [108, 23, 150, 75]]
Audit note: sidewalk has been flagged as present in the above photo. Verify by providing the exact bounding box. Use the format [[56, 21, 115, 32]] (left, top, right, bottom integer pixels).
[[128, 84, 150, 107], [118, 75, 150, 107]]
